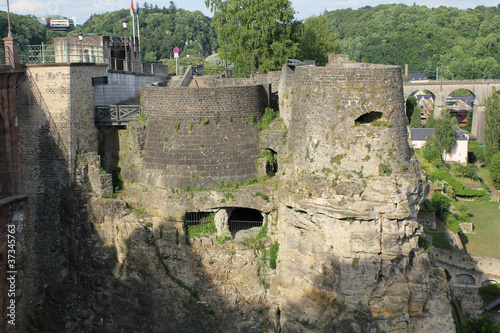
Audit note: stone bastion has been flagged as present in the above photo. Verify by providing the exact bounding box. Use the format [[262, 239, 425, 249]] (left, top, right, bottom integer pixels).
[[127, 84, 269, 189]]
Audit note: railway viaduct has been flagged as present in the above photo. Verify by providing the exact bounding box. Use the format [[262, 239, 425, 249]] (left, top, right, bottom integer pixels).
[[404, 80, 500, 142]]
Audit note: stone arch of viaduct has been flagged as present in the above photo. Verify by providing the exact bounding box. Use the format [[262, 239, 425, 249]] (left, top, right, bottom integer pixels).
[[403, 80, 500, 142]]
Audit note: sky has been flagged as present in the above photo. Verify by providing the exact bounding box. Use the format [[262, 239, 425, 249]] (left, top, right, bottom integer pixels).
[[3, 0, 500, 25]]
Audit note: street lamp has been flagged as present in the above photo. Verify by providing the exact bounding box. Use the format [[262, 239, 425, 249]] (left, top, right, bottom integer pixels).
[[122, 18, 129, 71]]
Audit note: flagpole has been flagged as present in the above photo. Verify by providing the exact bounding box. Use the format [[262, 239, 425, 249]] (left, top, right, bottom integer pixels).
[[131, 0, 136, 52], [136, 2, 141, 54]]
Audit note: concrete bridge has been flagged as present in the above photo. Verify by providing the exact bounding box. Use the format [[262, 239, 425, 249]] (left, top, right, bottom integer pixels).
[[404, 80, 500, 142]]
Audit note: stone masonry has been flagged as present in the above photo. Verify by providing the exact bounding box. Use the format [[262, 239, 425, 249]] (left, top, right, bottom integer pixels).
[[123, 84, 269, 189]]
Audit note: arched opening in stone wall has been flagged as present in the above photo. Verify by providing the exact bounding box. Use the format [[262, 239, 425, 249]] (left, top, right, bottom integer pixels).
[[260, 148, 278, 177], [456, 273, 476, 286], [228, 208, 263, 241], [446, 89, 476, 130], [407, 90, 436, 127], [355, 111, 383, 125], [481, 280, 499, 287], [0, 115, 8, 198], [183, 211, 216, 238]]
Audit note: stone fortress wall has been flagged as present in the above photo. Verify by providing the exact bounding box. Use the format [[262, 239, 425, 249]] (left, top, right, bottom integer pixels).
[[431, 248, 500, 286], [128, 84, 269, 189], [13, 62, 108, 332]]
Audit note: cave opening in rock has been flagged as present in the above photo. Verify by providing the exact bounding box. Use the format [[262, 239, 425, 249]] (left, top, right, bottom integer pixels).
[[228, 208, 264, 241], [355, 111, 383, 125]]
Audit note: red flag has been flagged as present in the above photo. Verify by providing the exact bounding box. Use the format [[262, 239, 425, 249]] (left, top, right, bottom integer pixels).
[[130, 0, 134, 17]]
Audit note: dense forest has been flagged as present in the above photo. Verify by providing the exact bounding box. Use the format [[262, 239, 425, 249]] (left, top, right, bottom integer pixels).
[[327, 4, 500, 79], [2, 3, 500, 79], [72, 1, 217, 62], [0, 12, 66, 45]]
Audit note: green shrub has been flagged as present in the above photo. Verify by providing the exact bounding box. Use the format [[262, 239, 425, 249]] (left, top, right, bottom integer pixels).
[[429, 169, 485, 197], [443, 212, 461, 233], [378, 162, 392, 176], [478, 283, 500, 304], [462, 316, 500, 333], [269, 241, 280, 269], [420, 198, 435, 212], [259, 150, 277, 170], [254, 192, 270, 202], [256, 217, 268, 240], [418, 236, 430, 252], [186, 221, 216, 239], [431, 193, 452, 214], [257, 107, 279, 132]]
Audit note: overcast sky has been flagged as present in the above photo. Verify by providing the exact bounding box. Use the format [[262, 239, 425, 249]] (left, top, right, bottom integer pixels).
[[4, 0, 500, 25]]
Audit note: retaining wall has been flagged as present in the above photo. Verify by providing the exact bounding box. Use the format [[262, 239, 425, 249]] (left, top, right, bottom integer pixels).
[[431, 248, 500, 278]]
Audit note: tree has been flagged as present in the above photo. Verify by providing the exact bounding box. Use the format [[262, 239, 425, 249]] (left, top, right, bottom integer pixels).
[[490, 151, 500, 189], [453, 162, 478, 180], [462, 316, 500, 333], [422, 136, 443, 166], [462, 109, 473, 132], [410, 106, 423, 128], [297, 14, 340, 66], [406, 95, 417, 123], [206, 0, 298, 77], [434, 111, 457, 153], [484, 87, 500, 161]]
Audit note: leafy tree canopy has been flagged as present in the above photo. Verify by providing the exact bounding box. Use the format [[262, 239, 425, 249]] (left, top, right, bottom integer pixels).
[[326, 4, 500, 79], [484, 87, 500, 160], [297, 14, 340, 66], [462, 316, 500, 333], [434, 111, 457, 153], [0, 12, 65, 45], [490, 151, 500, 188], [206, 0, 299, 76], [72, 2, 217, 61], [410, 106, 423, 128]]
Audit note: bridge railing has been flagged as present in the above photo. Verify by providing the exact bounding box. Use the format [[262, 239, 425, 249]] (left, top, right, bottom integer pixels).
[[95, 105, 141, 126]]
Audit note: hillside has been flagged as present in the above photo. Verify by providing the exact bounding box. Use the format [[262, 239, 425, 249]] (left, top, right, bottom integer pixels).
[[72, 3, 217, 62], [326, 4, 500, 79]]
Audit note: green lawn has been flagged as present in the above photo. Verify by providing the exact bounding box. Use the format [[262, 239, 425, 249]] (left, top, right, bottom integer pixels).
[[462, 201, 500, 259]]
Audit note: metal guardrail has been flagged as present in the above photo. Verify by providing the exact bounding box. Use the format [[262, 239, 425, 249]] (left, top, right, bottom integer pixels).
[[483, 296, 500, 312], [18, 43, 105, 64], [95, 105, 141, 126], [14, 43, 168, 75]]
